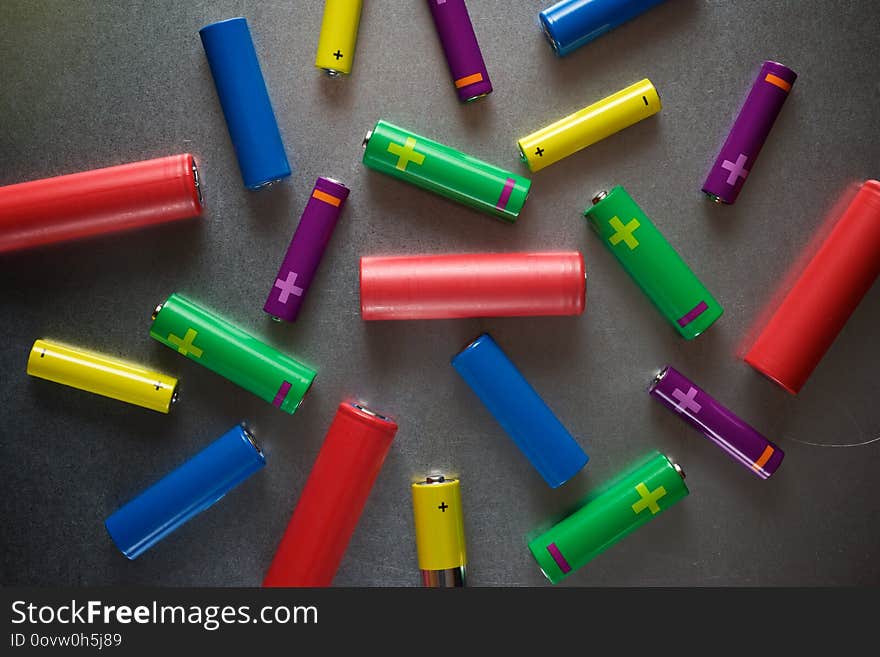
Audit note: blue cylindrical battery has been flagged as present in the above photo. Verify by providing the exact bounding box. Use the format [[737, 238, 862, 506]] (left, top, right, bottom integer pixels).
[[199, 17, 291, 190], [105, 424, 266, 559], [539, 0, 668, 56], [451, 333, 589, 488]]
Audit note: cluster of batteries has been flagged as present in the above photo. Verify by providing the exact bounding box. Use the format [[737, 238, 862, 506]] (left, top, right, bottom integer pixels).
[[3, 0, 880, 586]]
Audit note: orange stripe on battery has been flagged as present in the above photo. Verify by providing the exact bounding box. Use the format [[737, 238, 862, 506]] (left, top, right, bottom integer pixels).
[[454, 72, 483, 89], [764, 74, 791, 93], [312, 189, 342, 207], [752, 445, 775, 472]]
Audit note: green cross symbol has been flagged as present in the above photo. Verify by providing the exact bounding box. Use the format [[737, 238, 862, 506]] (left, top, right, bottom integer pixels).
[[168, 328, 203, 358]]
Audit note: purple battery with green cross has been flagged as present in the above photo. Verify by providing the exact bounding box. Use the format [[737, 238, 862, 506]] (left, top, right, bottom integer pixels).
[[263, 177, 349, 322], [702, 60, 797, 205], [649, 366, 784, 479]]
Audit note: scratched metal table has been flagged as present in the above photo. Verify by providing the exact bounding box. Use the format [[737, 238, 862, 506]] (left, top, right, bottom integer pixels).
[[1, 0, 878, 586]]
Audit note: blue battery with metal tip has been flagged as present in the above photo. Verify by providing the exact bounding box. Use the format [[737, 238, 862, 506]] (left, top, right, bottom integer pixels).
[[105, 423, 265, 559], [451, 333, 589, 488], [539, 0, 668, 57], [199, 17, 291, 189]]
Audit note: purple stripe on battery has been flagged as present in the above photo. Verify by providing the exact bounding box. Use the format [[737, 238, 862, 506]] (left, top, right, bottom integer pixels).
[[546, 542, 572, 574], [272, 380, 292, 408], [263, 177, 349, 322], [677, 300, 709, 327], [427, 0, 493, 102], [649, 366, 784, 479], [702, 60, 796, 205], [495, 178, 516, 210]]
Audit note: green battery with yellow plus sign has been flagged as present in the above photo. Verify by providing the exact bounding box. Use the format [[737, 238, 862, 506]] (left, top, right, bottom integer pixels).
[[528, 451, 688, 584], [362, 120, 531, 222], [584, 185, 723, 339], [150, 293, 316, 414]]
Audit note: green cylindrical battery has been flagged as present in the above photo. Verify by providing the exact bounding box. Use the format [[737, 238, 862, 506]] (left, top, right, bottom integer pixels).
[[583, 186, 723, 339], [528, 452, 688, 584], [362, 119, 531, 222], [149, 293, 316, 414]]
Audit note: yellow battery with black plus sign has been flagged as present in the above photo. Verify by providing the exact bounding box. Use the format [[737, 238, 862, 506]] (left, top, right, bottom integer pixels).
[[517, 78, 661, 172], [315, 0, 363, 76], [26, 339, 179, 414], [411, 475, 467, 587]]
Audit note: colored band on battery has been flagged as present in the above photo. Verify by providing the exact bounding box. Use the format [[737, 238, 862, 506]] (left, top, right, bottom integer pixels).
[[676, 300, 709, 328], [272, 380, 293, 408], [454, 72, 484, 88], [495, 178, 516, 211], [546, 542, 572, 574], [752, 445, 775, 472], [312, 189, 342, 206], [764, 73, 792, 92]]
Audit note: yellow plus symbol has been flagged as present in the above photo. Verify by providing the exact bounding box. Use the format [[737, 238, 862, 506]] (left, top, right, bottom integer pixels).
[[387, 137, 425, 171], [608, 216, 641, 250], [168, 328, 203, 358], [631, 482, 666, 515]]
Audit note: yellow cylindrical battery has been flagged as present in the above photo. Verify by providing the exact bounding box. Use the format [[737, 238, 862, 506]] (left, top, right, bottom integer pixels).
[[517, 78, 661, 172], [26, 339, 178, 414], [315, 0, 363, 76], [411, 475, 467, 587]]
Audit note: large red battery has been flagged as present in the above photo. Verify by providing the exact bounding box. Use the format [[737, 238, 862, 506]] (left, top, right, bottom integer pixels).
[[0, 153, 202, 253], [745, 180, 880, 393], [360, 251, 586, 320], [263, 401, 398, 587]]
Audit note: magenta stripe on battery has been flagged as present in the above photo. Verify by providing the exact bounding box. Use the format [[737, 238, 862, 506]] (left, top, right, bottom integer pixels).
[[495, 178, 516, 210], [677, 300, 709, 327], [272, 380, 292, 408], [546, 542, 571, 573]]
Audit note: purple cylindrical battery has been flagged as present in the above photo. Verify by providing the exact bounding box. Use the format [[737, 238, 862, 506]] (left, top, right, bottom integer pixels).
[[427, 0, 493, 102], [648, 366, 784, 479], [702, 60, 797, 205], [263, 177, 349, 322]]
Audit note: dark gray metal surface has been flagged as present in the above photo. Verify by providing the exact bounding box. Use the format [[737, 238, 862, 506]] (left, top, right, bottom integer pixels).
[[1, 0, 878, 586]]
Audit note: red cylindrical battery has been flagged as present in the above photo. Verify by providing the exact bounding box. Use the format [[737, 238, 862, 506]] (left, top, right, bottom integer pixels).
[[0, 153, 202, 253], [744, 180, 880, 394], [360, 251, 586, 320], [262, 401, 398, 587]]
